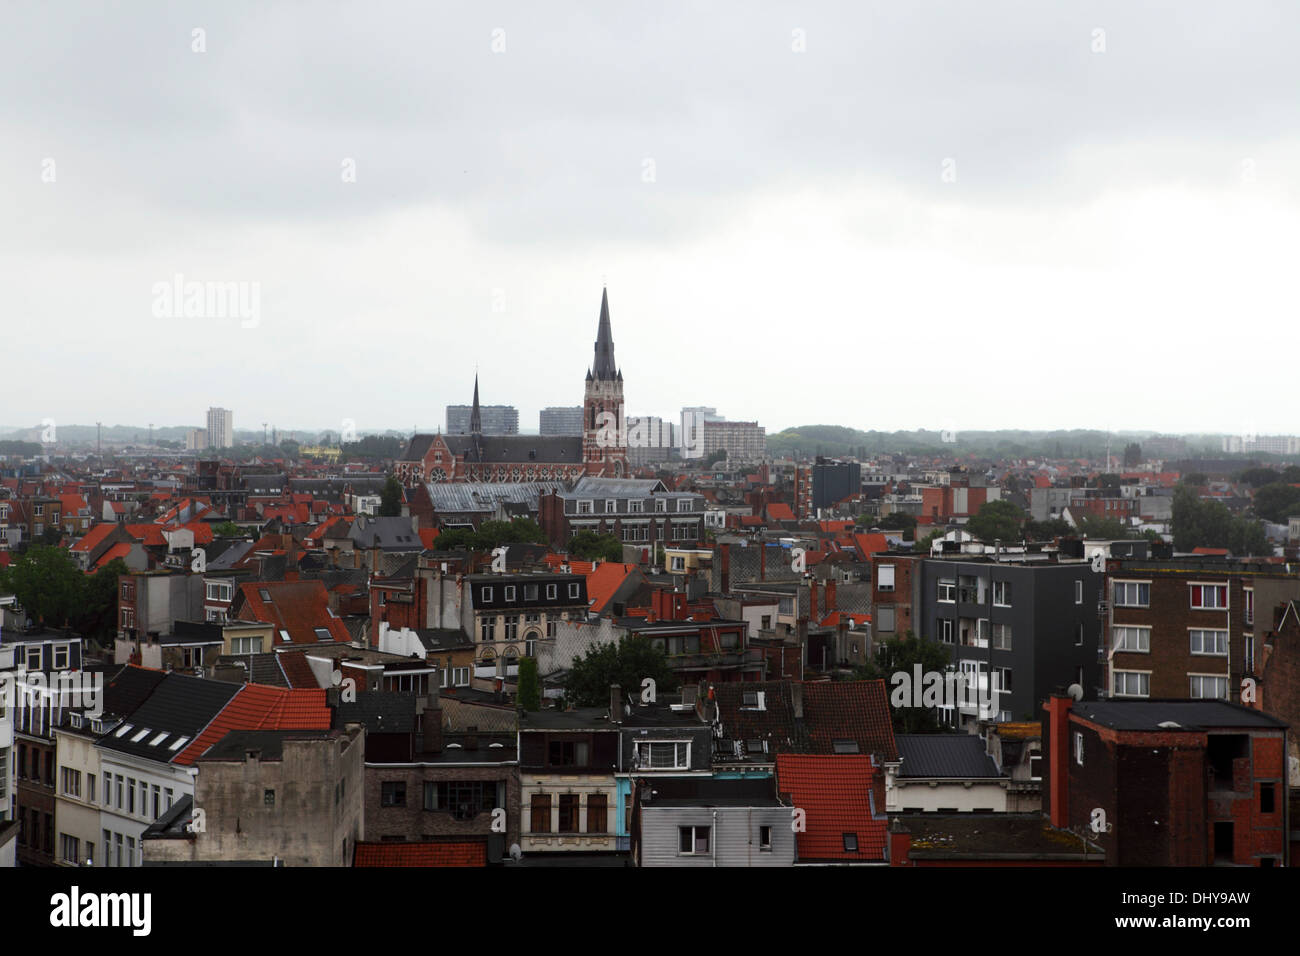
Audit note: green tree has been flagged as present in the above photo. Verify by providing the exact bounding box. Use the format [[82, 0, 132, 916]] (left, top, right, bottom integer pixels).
[[966, 499, 1025, 544], [379, 475, 404, 516], [853, 631, 953, 733], [71, 558, 130, 645], [517, 657, 541, 711], [565, 637, 679, 708], [1076, 515, 1131, 540], [1122, 443, 1142, 468], [873, 513, 917, 539], [1171, 485, 1271, 556], [476, 518, 546, 549], [567, 530, 624, 562], [431, 527, 480, 551], [0, 545, 84, 626], [1237, 467, 1280, 488], [1251, 483, 1300, 523], [1024, 517, 1074, 539], [914, 527, 945, 552], [211, 520, 243, 537]]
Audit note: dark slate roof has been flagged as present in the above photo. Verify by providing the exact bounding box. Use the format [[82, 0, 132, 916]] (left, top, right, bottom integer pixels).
[[350, 516, 421, 551], [214, 653, 288, 688], [802, 681, 899, 761], [141, 794, 195, 840], [643, 777, 780, 808], [712, 681, 802, 752], [400, 434, 437, 463], [200, 729, 339, 762], [1071, 700, 1288, 732], [101, 664, 168, 719], [896, 734, 1003, 778], [442, 435, 584, 464], [415, 628, 474, 651], [520, 707, 619, 730], [97, 673, 241, 762], [334, 692, 417, 735]]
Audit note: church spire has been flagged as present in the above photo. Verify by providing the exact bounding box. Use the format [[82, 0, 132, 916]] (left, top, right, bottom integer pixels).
[[590, 287, 618, 381], [469, 373, 482, 435]]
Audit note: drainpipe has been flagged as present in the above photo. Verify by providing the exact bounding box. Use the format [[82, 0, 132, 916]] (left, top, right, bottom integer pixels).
[[712, 809, 718, 867]]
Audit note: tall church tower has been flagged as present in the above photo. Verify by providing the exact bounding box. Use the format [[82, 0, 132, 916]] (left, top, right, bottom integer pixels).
[[582, 288, 628, 476]]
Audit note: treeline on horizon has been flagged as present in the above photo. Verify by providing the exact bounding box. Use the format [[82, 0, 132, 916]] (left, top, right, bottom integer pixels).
[[765, 425, 1226, 461]]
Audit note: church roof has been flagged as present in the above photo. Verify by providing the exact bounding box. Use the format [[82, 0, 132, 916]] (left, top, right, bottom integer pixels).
[[442, 435, 584, 464], [589, 288, 619, 381]]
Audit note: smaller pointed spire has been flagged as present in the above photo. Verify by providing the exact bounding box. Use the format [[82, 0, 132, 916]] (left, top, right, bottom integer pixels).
[[470, 373, 482, 435], [590, 287, 617, 381]]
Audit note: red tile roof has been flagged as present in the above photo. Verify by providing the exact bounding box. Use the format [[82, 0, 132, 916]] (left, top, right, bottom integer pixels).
[[801, 680, 898, 761], [70, 523, 119, 553], [776, 754, 887, 862], [236, 580, 350, 644], [175, 684, 331, 765], [418, 527, 440, 550], [92, 542, 132, 571], [276, 650, 324, 690], [853, 533, 890, 556], [353, 841, 487, 867], [585, 562, 640, 614], [766, 503, 796, 522]]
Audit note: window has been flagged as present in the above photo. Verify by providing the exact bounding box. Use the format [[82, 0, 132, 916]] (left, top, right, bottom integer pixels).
[[958, 575, 979, 603], [546, 584, 557, 600], [1113, 581, 1150, 607], [231, 636, 263, 655], [546, 619, 557, 639], [993, 666, 1013, 694], [679, 826, 711, 855], [1190, 675, 1229, 700], [531, 794, 551, 833], [877, 564, 895, 592], [677, 499, 692, 513], [426, 781, 503, 819], [605, 499, 618, 514], [993, 581, 1012, 606], [381, 781, 406, 807], [655, 498, 667, 512], [205, 582, 233, 602], [152, 785, 159, 819], [568, 583, 580, 599], [1028, 754, 1042, 780], [524, 584, 538, 602], [843, 833, 858, 853], [1244, 589, 1254, 625], [1074, 732, 1084, 765], [61, 767, 81, 798], [877, 605, 896, 632], [452, 667, 470, 686], [938, 579, 955, 603], [482, 586, 493, 603], [87, 774, 95, 804], [504, 586, 516, 601], [558, 794, 579, 832], [1261, 783, 1276, 814], [832, 739, 859, 754], [670, 556, 685, 571], [85, 841, 94, 867], [53, 645, 70, 670], [549, 740, 589, 767], [1075, 622, 1084, 646], [629, 500, 644, 514], [61, 834, 80, 865], [313, 627, 331, 642], [938, 619, 954, 644], [1190, 584, 1228, 609], [759, 825, 772, 850], [992, 623, 1012, 650], [1190, 630, 1228, 656], [264, 789, 276, 808], [1075, 580, 1083, 604], [480, 618, 495, 643], [504, 615, 518, 641], [636, 741, 690, 770], [25, 646, 41, 670], [1112, 671, 1150, 697], [577, 500, 593, 515], [1112, 626, 1150, 653]]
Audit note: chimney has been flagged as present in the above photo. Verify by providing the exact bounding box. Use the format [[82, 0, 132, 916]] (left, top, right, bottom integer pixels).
[[888, 818, 912, 866], [421, 685, 443, 753], [791, 682, 803, 719], [826, 579, 837, 611], [1046, 692, 1074, 829], [721, 542, 731, 594], [610, 683, 623, 722]]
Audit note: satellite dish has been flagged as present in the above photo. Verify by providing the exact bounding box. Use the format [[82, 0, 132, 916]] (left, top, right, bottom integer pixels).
[[509, 843, 522, 862], [1067, 683, 1084, 701]]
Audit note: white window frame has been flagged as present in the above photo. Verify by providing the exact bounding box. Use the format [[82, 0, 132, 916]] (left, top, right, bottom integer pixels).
[[1112, 580, 1150, 608], [1189, 629, 1228, 656], [546, 584, 557, 600], [937, 579, 955, 603], [877, 564, 895, 592], [992, 580, 1012, 607], [636, 741, 691, 770], [992, 622, 1012, 650], [678, 825, 712, 856], [1244, 588, 1254, 625], [1112, 670, 1151, 698], [1189, 674, 1229, 700], [504, 586, 516, 602], [1074, 731, 1084, 765], [568, 583, 579, 599], [1112, 626, 1150, 653], [1189, 583, 1228, 610], [1075, 580, 1083, 604], [938, 618, 954, 644], [482, 586, 493, 603]]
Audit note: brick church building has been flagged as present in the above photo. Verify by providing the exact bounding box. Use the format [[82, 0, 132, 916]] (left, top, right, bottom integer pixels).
[[396, 289, 630, 485]]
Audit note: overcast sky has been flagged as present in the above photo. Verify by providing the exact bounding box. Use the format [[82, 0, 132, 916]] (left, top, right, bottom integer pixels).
[[3, 1, 1298, 439]]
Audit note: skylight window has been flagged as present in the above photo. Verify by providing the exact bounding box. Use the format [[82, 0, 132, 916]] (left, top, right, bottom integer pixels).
[[832, 739, 859, 754], [314, 627, 331, 641], [131, 728, 151, 743], [114, 723, 134, 738], [168, 736, 190, 752], [150, 732, 169, 747]]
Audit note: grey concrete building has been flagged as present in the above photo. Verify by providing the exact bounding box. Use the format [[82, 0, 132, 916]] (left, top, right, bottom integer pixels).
[[142, 726, 365, 867], [539, 406, 583, 436], [446, 404, 519, 436]]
